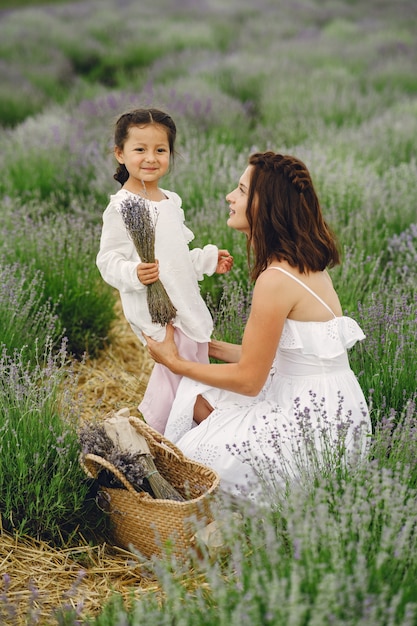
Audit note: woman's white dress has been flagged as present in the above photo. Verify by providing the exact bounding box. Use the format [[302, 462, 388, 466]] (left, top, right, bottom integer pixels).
[[164, 268, 371, 501]]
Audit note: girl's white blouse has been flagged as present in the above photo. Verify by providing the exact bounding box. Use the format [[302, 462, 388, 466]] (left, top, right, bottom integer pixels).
[[96, 188, 218, 343]]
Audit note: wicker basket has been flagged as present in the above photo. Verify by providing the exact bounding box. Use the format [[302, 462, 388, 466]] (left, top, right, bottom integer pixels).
[[82, 416, 220, 559]]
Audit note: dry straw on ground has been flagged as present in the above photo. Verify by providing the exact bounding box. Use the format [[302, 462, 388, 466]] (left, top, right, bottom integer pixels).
[[0, 525, 160, 624], [75, 299, 154, 421], [0, 297, 163, 625]]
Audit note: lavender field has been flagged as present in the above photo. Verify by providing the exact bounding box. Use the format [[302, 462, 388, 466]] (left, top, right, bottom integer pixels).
[[0, 0, 417, 623]]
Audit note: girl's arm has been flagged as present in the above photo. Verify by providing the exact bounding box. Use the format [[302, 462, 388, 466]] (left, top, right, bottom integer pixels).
[[188, 246, 233, 278], [146, 270, 294, 396], [97, 205, 146, 293], [188, 244, 219, 279]]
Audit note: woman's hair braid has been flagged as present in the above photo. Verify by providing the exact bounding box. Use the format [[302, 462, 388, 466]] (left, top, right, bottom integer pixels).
[[255, 152, 312, 193]]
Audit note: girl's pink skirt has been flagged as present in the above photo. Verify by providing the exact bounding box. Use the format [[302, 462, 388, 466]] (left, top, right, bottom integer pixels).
[[138, 328, 209, 434]]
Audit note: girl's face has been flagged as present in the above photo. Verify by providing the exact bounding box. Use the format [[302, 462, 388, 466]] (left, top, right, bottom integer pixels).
[[114, 123, 170, 189], [226, 165, 253, 236]]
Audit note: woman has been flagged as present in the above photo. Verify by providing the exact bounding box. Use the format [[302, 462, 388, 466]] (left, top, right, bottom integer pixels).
[[145, 151, 371, 501]]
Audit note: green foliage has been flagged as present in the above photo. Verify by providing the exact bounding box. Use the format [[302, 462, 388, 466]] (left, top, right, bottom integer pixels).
[[206, 279, 251, 344], [0, 342, 107, 544], [0, 206, 117, 359], [0, 260, 61, 361], [349, 289, 417, 420], [0, 112, 111, 205], [0, 0, 68, 6], [0, 80, 46, 127]]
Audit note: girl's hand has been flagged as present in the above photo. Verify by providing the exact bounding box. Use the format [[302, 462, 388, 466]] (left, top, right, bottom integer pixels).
[[144, 324, 180, 368], [216, 249, 233, 274], [137, 260, 159, 285]]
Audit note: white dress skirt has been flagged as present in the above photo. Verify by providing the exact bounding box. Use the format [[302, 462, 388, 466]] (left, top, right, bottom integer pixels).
[[163, 269, 372, 502]]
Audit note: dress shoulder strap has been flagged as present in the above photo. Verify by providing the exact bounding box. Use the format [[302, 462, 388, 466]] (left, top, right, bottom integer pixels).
[[266, 266, 337, 318]]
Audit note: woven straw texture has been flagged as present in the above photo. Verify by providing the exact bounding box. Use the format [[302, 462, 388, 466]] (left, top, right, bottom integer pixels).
[[82, 417, 220, 559]]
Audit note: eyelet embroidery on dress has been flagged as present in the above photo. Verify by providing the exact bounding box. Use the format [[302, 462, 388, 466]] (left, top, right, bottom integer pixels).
[[326, 318, 339, 341], [165, 411, 194, 442], [192, 443, 220, 465], [279, 323, 297, 349]]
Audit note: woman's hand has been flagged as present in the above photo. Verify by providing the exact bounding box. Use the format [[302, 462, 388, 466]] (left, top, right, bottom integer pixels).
[[137, 260, 159, 285], [144, 324, 180, 369]]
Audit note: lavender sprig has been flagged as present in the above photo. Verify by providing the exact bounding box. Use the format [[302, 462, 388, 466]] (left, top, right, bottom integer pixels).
[[119, 196, 177, 325], [79, 422, 185, 500], [79, 422, 150, 493], [79, 422, 113, 459]]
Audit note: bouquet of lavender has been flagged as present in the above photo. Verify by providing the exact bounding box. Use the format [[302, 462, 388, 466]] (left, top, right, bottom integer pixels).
[[119, 196, 177, 325], [79, 421, 152, 494], [79, 417, 185, 501]]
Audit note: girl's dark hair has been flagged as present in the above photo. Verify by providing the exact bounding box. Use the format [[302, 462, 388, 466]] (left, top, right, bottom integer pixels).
[[246, 151, 341, 280], [113, 108, 177, 186]]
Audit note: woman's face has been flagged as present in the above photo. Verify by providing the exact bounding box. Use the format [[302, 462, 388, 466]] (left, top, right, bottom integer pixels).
[[226, 165, 253, 236]]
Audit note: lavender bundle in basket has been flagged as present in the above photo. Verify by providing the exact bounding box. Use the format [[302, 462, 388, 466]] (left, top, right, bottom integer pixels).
[[79, 422, 152, 495], [119, 196, 177, 325], [79, 419, 185, 501]]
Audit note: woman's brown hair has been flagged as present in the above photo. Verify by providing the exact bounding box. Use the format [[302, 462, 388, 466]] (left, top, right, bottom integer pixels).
[[245, 151, 341, 280]]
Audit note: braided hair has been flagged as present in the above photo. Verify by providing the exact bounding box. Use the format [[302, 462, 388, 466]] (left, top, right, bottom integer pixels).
[[113, 108, 177, 185], [246, 151, 341, 280]]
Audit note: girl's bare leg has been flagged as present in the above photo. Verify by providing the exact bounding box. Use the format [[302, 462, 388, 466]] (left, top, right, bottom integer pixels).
[[193, 394, 214, 424]]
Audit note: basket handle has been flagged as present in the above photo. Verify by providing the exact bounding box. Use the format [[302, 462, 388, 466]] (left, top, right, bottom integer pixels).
[[82, 453, 138, 494], [129, 416, 187, 461]]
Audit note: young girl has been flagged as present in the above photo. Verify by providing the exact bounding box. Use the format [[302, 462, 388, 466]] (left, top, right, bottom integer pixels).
[[96, 108, 233, 433]]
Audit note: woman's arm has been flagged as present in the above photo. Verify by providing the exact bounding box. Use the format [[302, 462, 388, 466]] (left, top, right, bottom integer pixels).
[[208, 339, 241, 363], [146, 270, 294, 396]]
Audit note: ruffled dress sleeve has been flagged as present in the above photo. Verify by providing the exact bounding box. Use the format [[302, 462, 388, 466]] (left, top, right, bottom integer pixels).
[[279, 316, 366, 358]]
